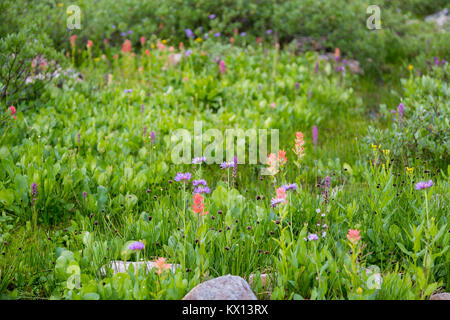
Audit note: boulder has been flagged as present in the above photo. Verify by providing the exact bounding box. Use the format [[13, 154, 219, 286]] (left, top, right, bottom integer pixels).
[[182, 275, 257, 300], [425, 8, 449, 28], [430, 292, 450, 300]]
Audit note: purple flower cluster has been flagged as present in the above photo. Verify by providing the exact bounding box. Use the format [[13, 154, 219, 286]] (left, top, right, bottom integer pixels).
[[150, 131, 156, 143], [31, 182, 38, 206], [194, 186, 211, 194], [192, 157, 206, 164], [392, 103, 404, 117], [174, 172, 192, 182], [128, 241, 144, 251], [124, 89, 133, 93], [209, 14, 216, 20], [192, 179, 207, 186], [307, 233, 319, 241], [415, 180, 433, 190], [185, 49, 193, 57]]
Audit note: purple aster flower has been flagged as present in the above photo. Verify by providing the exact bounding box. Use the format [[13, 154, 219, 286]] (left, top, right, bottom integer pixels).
[[307, 233, 319, 241], [192, 157, 206, 164], [271, 197, 285, 207], [192, 179, 207, 186], [112, 25, 116, 29], [128, 241, 144, 251], [336, 66, 345, 72], [266, 29, 272, 35], [415, 180, 433, 190], [185, 49, 192, 57], [441, 59, 446, 65], [124, 89, 133, 93], [194, 186, 211, 194], [240, 32, 246, 36], [391, 110, 397, 114], [220, 161, 235, 169], [214, 32, 221, 37], [121, 32, 127, 37], [209, 14, 216, 19], [281, 183, 298, 191], [295, 82, 299, 91], [174, 172, 192, 182], [127, 30, 133, 35], [185, 29, 194, 38]]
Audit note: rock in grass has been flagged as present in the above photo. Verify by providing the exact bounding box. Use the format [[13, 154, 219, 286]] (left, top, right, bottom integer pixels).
[[430, 292, 450, 300], [182, 275, 257, 300], [100, 260, 179, 276]]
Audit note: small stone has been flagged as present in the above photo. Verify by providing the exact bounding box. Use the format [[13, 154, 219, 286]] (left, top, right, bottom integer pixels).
[[182, 275, 257, 300]]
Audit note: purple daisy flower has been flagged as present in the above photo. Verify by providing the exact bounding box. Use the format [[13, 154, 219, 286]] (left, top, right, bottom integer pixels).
[[209, 14, 216, 19], [128, 241, 144, 251], [185, 49, 192, 57], [266, 29, 272, 35], [124, 89, 133, 93], [240, 32, 246, 36], [214, 32, 221, 37], [192, 157, 206, 164], [271, 197, 285, 208], [415, 180, 433, 190], [192, 179, 207, 186], [174, 172, 192, 182], [281, 183, 298, 191], [220, 161, 235, 169], [194, 186, 211, 194]]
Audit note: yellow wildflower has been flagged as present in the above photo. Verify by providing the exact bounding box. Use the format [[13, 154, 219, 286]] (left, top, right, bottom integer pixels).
[[195, 37, 203, 43]]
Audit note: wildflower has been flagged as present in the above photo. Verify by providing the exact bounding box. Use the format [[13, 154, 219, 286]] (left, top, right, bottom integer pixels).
[[192, 179, 207, 186], [406, 167, 414, 174], [193, 186, 211, 194], [312, 126, 318, 146], [270, 102, 276, 108], [214, 32, 221, 37], [82, 191, 87, 199], [240, 32, 246, 37], [209, 14, 216, 19], [357, 287, 363, 294], [230, 37, 235, 44], [113, 54, 118, 60], [383, 149, 390, 156], [140, 36, 146, 46], [322, 231, 327, 238], [415, 180, 433, 190], [293, 131, 305, 159], [192, 157, 206, 164], [397, 103, 404, 118], [220, 161, 235, 169], [282, 183, 298, 191], [154, 257, 170, 275], [185, 29, 194, 38], [179, 42, 184, 50], [307, 233, 319, 241], [256, 37, 261, 44], [9, 106, 16, 118], [150, 131, 156, 143], [295, 82, 300, 91], [347, 229, 361, 244], [86, 40, 93, 49], [121, 32, 127, 37], [195, 37, 203, 43], [121, 39, 132, 53], [271, 187, 287, 207], [124, 89, 132, 93], [185, 49, 193, 57], [266, 29, 272, 35], [31, 182, 38, 206], [192, 193, 208, 216], [70, 35, 77, 47], [128, 241, 144, 251], [408, 64, 413, 71], [219, 60, 226, 74], [334, 48, 341, 61], [174, 172, 192, 182]]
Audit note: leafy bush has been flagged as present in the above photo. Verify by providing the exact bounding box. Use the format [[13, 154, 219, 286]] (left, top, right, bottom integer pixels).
[[364, 63, 449, 167]]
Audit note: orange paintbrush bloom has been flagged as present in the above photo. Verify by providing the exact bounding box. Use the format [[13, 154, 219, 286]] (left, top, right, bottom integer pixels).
[[347, 229, 361, 244]]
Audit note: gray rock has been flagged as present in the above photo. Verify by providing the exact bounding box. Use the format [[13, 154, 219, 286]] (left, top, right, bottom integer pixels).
[[100, 260, 180, 276], [182, 275, 257, 300], [430, 292, 450, 300]]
